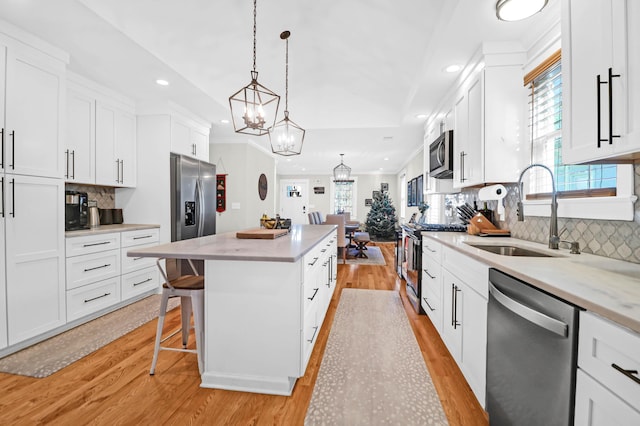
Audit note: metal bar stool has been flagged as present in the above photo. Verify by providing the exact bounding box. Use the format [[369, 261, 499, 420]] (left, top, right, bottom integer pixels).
[[150, 258, 205, 375]]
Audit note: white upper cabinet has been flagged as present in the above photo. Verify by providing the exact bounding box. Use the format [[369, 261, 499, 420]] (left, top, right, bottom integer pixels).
[[0, 40, 65, 179], [562, 0, 640, 163], [170, 115, 210, 162], [453, 57, 527, 189], [95, 99, 136, 187], [65, 85, 95, 184]]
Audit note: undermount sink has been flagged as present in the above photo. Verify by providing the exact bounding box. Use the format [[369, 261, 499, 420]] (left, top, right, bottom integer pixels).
[[466, 243, 556, 257]]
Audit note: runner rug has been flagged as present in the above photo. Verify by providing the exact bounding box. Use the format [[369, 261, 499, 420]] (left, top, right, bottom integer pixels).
[[0, 294, 178, 378], [305, 289, 448, 425]]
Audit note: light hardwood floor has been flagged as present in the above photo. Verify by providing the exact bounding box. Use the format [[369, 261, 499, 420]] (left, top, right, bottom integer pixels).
[[0, 242, 487, 425]]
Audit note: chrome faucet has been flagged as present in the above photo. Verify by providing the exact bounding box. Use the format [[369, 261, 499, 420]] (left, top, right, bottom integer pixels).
[[517, 164, 559, 249]]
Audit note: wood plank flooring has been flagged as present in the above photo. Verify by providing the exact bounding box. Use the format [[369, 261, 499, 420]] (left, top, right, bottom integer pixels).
[[0, 242, 487, 425]]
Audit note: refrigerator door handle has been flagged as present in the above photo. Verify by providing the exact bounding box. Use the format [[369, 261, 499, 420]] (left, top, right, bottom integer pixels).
[[196, 178, 205, 237]]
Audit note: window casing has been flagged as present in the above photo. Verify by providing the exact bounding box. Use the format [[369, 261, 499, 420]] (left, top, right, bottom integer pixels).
[[330, 178, 357, 218]]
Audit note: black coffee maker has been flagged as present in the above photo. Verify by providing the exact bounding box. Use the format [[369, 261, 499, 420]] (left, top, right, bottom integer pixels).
[[65, 190, 89, 231]]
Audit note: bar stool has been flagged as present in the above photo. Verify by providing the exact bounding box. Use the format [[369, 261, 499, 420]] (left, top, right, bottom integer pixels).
[[150, 258, 205, 375]]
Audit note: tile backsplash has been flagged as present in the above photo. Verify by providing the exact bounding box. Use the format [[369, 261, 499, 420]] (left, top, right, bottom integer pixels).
[[66, 184, 115, 209], [449, 164, 640, 264]]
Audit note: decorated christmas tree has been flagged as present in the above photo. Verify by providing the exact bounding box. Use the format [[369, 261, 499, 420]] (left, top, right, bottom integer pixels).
[[365, 191, 397, 239]]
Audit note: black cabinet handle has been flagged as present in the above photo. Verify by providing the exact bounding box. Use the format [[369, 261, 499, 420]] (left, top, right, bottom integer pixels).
[[423, 269, 435, 279], [597, 74, 607, 148], [83, 263, 111, 272], [10, 130, 15, 169], [64, 149, 69, 178], [71, 150, 75, 179], [9, 178, 14, 217], [307, 326, 319, 344], [308, 257, 319, 266], [120, 159, 124, 183], [423, 297, 436, 312], [307, 287, 319, 301], [133, 235, 153, 240], [608, 67, 621, 145], [83, 241, 110, 247], [0, 177, 4, 218], [115, 159, 119, 183], [84, 293, 111, 303], [460, 151, 467, 182], [452, 284, 461, 329], [0, 128, 4, 168], [133, 278, 153, 287], [612, 363, 640, 385]]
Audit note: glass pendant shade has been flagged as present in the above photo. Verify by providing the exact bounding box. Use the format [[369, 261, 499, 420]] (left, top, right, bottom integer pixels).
[[496, 0, 548, 21], [229, 71, 280, 136], [333, 154, 351, 181], [270, 111, 305, 156]]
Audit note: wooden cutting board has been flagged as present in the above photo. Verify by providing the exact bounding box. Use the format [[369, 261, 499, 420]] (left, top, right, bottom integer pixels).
[[469, 213, 511, 236], [236, 228, 289, 239]]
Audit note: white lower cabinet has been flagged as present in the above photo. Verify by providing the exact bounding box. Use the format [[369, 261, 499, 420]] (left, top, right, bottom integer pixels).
[[440, 244, 489, 408], [5, 176, 65, 346], [422, 239, 443, 334], [575, 311, 640, 424], [65, 227, 159, 323]]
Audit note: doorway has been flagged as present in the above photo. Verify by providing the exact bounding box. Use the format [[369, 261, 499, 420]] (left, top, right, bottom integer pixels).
[[280, 179, 309, 225]]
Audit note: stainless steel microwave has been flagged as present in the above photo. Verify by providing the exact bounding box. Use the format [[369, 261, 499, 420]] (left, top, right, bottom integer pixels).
[[428, 130, 454, 179]]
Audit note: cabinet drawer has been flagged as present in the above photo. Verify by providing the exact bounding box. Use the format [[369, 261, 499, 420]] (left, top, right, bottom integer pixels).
[[121, 244, 157, 274], [66, 277, 121, 322], [575, 369, 640, 426], [66, 249, 121, 290], [121, 266, 159, 300], [422, 284, 442, 333], [422, 257, 442, 298], [578, 311, 640, 410], [422, 238, 442, 263], [121, 228, 160, 247], [302, 305, 320, 372], [66, 232, 120, 257], [442, 246, 488, 298]]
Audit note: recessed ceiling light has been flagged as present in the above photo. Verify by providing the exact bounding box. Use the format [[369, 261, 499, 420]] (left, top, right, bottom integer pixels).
[[379, 168, 384, 171], [416, 114, 428, 119], [384, 157, 389, 161], [286, 158, 292, 162], [445, 65, 461, 73], [220, 119, 230, 124], [156, 79, 169, 86]]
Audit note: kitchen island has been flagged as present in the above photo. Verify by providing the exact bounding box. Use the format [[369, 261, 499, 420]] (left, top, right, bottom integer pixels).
[[127, 224, 338, 395]]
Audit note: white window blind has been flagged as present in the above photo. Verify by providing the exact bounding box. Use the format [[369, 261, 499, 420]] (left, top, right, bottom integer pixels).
[[528, 60, 616, 195]]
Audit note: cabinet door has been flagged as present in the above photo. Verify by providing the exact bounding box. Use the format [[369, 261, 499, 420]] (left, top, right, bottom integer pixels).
[[563, 0, 640, 163], [575, 369, 640, 426], [0, 181, 6, 349], [192, 128, 209, 161], [5, 175, 65, 344], [463, 76, 483, 187], [170, 119, 192, 157], [115, 111, 136, 187], [441, 269, 462, 361], [95, 102, 117, 186], [66, 88, 95, 184], [453, 93, 468, 189], [459, 282, 487, 407], [5, 47, 64, 179], [0, 45, 5, 175]]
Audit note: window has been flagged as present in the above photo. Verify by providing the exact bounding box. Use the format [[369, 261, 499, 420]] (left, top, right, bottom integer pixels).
[[522, 49, 635, 221], [331, 179, 357, 217], [526, 51, 617, 197]]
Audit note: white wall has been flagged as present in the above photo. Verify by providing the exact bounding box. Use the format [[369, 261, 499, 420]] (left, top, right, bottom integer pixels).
[[210, 142, 276, 233], [397, 148, 425, 223]]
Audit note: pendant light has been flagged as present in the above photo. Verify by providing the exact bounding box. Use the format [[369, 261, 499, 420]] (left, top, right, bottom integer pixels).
[[333, 154, 351, 181], [268, 30, 305, 156], [228, 0, 280, 136], [496, 0, 548, 21]]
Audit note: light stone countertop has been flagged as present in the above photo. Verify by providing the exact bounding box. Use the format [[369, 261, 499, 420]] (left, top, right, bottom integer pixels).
[[65, 224, 160, 238], [127, 224, 337, 263], [425, 232, 640, 334]]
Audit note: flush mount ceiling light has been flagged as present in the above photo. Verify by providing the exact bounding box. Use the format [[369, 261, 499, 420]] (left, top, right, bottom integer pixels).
[[156, 79, 169, 86], [445, 64, 461, 73], [333, 154, 351, 181], [496, 0, 548, 21], [228, 0, 280, 136], [268, 30, 305, 156]]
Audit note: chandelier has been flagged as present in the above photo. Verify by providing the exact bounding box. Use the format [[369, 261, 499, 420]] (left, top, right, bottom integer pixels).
[[333, 154, 351, 181], [269, 30, 305, 156], [228, 0, 280, 136]]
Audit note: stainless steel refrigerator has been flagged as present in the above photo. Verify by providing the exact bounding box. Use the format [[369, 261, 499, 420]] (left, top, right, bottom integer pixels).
[[168, 153, 216, 279]]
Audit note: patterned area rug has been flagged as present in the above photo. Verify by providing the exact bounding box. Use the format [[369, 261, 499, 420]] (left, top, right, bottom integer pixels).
[[0, 294, 179, 378], [344, 246, 386, 266], [305, 289, 448, 425]]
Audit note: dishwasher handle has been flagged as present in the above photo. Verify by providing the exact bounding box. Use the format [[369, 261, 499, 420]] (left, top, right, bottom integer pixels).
[[489, 281, 568, 337]]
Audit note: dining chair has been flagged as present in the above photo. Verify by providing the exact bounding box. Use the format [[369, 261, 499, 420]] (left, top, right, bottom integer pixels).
[[308, 212, 316, 224], [150, 258, 205, 375], [324, 214, 347, 263]]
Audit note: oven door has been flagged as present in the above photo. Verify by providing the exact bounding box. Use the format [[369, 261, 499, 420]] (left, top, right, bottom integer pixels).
[[402, 233, 421, 313]]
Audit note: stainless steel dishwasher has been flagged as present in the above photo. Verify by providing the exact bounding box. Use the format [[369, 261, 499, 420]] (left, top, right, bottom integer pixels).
[[487, 269, 580, 426]]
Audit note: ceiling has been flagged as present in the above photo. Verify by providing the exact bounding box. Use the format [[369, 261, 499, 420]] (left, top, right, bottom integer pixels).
[[0, 0, 559, 175]]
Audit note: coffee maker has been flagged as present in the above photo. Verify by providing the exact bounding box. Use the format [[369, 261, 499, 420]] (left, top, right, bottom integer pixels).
[[65, 190, 89, 231]]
